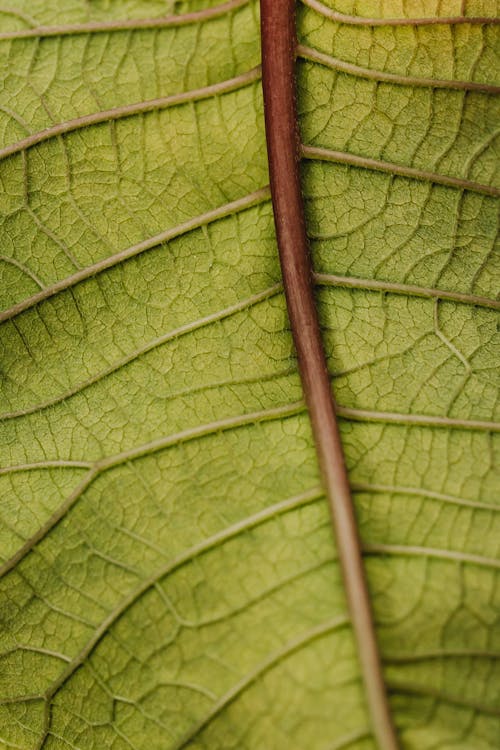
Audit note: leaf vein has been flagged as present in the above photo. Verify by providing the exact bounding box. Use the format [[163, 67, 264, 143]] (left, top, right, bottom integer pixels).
[[301, 0, 500, 26], [0, 187, 271, 324], [0, 0, 252, 40], [302, 145, 500, 196], [314, 273, 500, 310], [298, 45, 500, 93], [0, 283, 281, 419], [0, 67, 261, 164]]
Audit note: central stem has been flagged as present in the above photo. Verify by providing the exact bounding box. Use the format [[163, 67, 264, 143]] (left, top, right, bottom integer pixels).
[[259, 2, 400, 748]]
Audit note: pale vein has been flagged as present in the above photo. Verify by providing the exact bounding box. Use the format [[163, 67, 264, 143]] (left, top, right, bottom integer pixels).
[[37, 487, 330, 733], [0, 0, 252, 40], [337, 406, 500, 432], [0, 187, 271, 325], [302, 145, 500, 197], [314, 273, 500, 310], [0, 282, 281, 419], [364, 543, 500, 570], [298, 44, 500, 93], [171, 617, 351, 750], [0, 403, 305, 577], [351, 482, 499, 513], [301, 0, 500, 26], [0, 66, 262, 163]]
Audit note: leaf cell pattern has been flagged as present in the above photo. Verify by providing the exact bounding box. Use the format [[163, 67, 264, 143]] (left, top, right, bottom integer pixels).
[[0, 1, 499, 749]]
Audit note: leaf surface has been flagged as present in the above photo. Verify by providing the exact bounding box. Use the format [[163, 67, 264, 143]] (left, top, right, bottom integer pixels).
[[0, 1, 499, 749]]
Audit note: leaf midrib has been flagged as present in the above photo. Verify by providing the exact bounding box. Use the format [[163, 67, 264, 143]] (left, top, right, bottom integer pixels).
[[260, 2, 400, 748]]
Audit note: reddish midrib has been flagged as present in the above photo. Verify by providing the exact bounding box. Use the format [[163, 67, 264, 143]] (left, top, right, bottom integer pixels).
[[259, 2, 399, 749]]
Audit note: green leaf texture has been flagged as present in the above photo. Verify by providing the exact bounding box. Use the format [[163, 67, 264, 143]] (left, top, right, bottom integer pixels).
[[0, 1, 499, 748]]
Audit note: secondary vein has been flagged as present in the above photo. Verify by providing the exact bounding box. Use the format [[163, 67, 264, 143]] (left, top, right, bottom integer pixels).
[[300, 0, 500, 26], [171, 617, 350, 750], [0, 402, 305, 578], [302, 144, 500, 197], [0, 187, 271, 324], [298, 44, 500, 93], [34, 487, 329, 743], [0, 66, 261, 163], [0, 0, 252, 40], [314, 273, 500, 310], [0, 282, 281, 419]]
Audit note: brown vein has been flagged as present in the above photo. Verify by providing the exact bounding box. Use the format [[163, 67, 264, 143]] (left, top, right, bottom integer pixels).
[[0, 187, 271, 324], [0, 66, 261, 163], [298, 44, 500, 93], [0, 0, 252, 40], [302, 145, 500, 197], [301, 0, 500, 26], [260, 2, 400, 749]]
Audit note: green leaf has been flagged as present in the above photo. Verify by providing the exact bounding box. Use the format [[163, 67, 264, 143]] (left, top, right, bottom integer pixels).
[[0, 1, 499, 749]]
